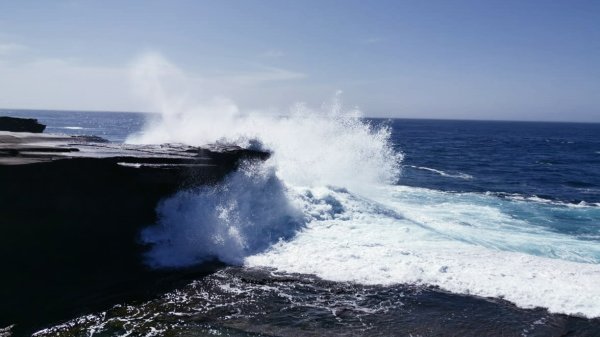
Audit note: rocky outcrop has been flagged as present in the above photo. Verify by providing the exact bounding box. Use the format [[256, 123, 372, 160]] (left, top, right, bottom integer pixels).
[[0, 131, 269, 335], [0, 116, 46, 133]]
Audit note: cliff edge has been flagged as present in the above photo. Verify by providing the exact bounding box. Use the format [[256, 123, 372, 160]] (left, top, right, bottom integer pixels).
[[0, 129, 269, 335]]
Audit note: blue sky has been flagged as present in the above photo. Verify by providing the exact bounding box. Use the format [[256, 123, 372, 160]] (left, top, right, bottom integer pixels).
[[0, 0, 599, 121]]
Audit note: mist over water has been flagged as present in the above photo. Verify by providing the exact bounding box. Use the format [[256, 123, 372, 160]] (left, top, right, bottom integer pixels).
[[128, 53, 600, 318], [127, 54, 401, 190]]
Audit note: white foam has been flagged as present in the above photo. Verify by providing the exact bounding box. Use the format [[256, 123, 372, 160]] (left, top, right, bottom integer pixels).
[[485, 192, 600, 209], [507, 194, 598, 208], [374, 185, 600, 263], [246, 185, 600, 318], [0, 325, 14, 337], [141, 163, 304, 267]]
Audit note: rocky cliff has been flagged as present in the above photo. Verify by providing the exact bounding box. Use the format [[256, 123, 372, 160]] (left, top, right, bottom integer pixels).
[[0, 129, 269, 335]]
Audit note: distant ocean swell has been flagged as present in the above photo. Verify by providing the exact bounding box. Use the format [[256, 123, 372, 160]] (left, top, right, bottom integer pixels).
[[128, 54, 600, 318]]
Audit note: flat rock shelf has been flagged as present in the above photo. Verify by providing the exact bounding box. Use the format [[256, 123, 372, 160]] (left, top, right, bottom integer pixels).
[[0, 116, 46, 133], [0, 130, 269, 336]]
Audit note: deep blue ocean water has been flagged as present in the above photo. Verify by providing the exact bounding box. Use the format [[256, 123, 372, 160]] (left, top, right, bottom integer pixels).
[[3, 109, 600, 336], [391, 118, 600, 205]]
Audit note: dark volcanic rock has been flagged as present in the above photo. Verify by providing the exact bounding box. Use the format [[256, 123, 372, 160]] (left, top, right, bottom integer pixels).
[[0, 116, 46, 133], [0, 131, 269, 336]]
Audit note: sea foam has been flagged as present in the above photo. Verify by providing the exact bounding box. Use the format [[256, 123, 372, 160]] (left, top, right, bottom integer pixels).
[[247, 185, 600, 318]]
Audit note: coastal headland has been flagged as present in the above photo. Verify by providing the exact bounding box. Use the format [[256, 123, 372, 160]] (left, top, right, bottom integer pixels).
[[0, 117, 269, 335]]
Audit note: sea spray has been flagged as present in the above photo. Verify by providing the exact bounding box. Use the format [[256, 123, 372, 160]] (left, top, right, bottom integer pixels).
[[127, 54, 402, 191], [141, 162, 305, 267], [130, 53, 402, 266]]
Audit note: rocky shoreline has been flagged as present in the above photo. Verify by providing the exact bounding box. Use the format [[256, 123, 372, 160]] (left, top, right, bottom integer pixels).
[[0, 117, 269, 335]]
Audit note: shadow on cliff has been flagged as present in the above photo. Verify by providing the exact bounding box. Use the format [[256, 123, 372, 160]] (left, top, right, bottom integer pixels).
[[0, 150, 267, 336]]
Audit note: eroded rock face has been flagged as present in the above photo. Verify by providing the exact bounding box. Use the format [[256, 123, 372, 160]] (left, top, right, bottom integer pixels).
[[0, 131, 269, 336], [0, 116, 46, 133]]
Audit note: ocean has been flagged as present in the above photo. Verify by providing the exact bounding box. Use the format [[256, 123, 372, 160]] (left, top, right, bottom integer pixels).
[[2, 109, 600, 336]]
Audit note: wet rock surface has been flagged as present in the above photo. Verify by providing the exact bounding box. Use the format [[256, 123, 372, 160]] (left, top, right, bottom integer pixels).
[[31, 267, 600, 337]]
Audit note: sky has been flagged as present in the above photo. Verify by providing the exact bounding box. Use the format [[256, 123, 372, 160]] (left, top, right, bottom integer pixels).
[[0, 0, 599, 122]]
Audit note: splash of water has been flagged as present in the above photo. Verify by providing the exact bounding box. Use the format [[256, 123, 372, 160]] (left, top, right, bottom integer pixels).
[[141, 162, 305, 267], [127, 53, 402, 191], [129, 53, 401, 267]]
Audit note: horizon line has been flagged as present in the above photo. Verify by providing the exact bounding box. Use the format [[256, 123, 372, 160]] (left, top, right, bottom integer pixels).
[[1, 107, 599, 125]]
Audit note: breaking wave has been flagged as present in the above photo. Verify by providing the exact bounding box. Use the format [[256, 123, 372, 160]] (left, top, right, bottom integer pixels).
[[129, 53, 600, 318], [141, 162, 305, 267]]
